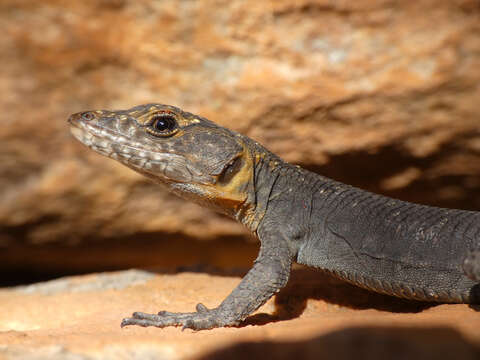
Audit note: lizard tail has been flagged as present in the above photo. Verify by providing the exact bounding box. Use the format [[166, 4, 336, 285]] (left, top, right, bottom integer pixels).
[[463, 250, 480, 281]]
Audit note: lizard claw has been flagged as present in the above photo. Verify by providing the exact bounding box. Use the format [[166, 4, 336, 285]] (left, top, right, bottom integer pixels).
[[195, 303, 209, 313]]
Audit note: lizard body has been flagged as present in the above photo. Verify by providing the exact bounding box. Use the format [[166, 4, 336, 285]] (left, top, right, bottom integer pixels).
[[69, 104, 480, 330]]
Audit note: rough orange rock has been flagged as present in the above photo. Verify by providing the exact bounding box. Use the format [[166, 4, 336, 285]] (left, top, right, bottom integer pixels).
[[0, 0, 480, 287], [2, 1, 480, 355], [0, 270, 479, 359]]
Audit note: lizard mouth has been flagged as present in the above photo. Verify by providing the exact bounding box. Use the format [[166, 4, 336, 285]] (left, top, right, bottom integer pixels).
[[69, 116, 213, 184]]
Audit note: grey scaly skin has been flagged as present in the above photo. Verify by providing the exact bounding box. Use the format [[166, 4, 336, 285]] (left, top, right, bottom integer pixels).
[[68, 104, 480, 330]]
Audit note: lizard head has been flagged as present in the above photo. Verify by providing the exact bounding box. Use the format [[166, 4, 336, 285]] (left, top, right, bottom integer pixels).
[[68, 104, 255, 218]]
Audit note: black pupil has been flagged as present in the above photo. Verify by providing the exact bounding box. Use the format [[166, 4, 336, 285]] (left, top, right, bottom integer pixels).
[[153, 115, 175, 132]]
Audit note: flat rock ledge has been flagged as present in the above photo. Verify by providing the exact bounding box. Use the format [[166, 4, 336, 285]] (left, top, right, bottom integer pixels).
[[0, 269, 479, 360]]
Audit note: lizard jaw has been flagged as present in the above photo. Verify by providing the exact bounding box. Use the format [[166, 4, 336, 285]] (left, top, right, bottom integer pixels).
[[69, 116, 214, 185]]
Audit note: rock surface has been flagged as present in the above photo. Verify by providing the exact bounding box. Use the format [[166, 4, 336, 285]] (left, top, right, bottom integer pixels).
[[1, 1, 480, 276], [1, 269, 479, 360], [2, 2, 480, 357]]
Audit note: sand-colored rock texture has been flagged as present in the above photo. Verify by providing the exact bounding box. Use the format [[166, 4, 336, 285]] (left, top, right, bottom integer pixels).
[[1, 0, 480, 357], [1, 0, 480, 277], [1, 269, 479, 360]]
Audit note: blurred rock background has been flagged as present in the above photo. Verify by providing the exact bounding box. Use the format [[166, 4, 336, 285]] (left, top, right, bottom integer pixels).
[[1, 0, 480, 284]]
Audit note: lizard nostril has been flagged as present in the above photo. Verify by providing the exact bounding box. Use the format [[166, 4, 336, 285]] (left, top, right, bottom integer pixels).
[[81, 112, 96, 121]]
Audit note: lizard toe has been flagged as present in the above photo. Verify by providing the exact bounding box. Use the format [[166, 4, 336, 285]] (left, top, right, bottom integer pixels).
[[121, 308, 230, 330]]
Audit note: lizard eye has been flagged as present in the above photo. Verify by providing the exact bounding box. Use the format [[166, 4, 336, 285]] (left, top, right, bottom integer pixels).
[[147, 113, 178, 137]]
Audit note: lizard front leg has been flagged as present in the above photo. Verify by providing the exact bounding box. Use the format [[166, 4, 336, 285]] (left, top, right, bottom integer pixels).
[[121, 235, 293, 330]]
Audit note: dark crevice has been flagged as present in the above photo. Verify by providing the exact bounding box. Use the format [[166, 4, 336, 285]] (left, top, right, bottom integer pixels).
[[0, 232, 257, 286], [0, 214, 62, 246], [74, 56, 130, 75], [272, 2, 393, 18], [96, 0, 127, 11], [301, 135, 480, 211]]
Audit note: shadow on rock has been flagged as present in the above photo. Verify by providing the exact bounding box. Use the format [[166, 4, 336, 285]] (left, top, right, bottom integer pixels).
[[241, 267, 436, 327], [198, 326, 480, 360]]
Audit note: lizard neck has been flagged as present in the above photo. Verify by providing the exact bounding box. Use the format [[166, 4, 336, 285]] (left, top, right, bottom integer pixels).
[[157, 133, 283, 234], [235, 139, 285, 234]]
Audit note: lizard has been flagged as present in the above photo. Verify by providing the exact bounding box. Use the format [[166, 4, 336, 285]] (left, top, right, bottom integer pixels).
[[68, 103, 480, 330]]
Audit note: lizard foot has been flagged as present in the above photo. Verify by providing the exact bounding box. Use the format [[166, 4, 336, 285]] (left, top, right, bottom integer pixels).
[[463, 250, 480, 282], [120, 303, 237, 330]]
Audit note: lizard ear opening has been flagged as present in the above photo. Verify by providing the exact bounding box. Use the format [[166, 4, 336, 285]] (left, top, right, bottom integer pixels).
[[217, 155, 244, 185]]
